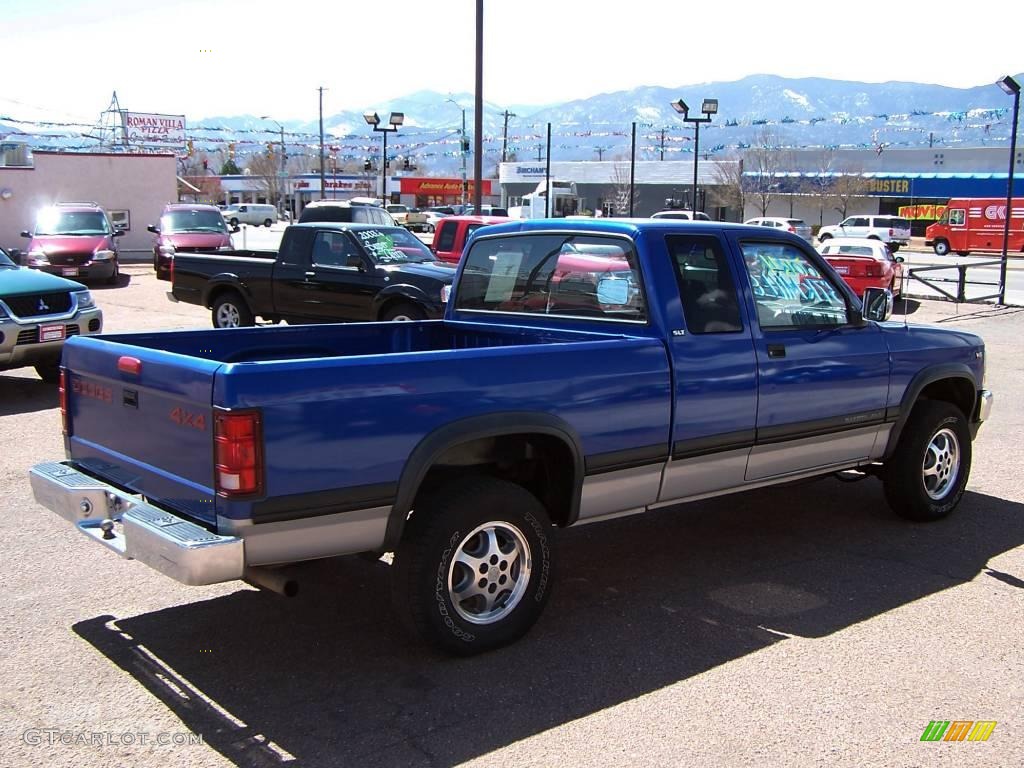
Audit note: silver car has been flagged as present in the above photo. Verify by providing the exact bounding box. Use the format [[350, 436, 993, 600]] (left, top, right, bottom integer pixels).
[[744, 217, 814, 244]]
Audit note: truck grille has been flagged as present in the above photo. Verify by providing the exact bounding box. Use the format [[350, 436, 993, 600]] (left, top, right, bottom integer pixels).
[[46, 252, 92, 266], [4, 292, 73, 318], [17, 325, 80, 345]]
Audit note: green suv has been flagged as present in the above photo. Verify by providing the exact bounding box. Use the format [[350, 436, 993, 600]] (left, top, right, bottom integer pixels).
[[0, 246, 103, 383]]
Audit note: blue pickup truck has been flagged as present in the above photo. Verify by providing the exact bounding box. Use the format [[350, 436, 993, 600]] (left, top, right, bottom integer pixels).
[[30, 219, 992, 654]]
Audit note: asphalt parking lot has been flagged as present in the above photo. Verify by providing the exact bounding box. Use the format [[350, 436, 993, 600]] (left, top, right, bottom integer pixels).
[[1, 265, 1022, 768]]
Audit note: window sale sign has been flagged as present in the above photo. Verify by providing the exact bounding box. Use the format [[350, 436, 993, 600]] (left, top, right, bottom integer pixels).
[[122, 112, 186, 148]]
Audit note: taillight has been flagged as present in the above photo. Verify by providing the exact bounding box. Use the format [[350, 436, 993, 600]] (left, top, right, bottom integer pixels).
[[787, 226, 796, 233], [214, 410, 263, 497], [59, 368, 69, 435]]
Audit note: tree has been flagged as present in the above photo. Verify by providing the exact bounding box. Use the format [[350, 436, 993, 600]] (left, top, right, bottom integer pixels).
[[744, 128, 786, 217], [220, 158, 241, 175], [829, 170, 872, 220], [804, 149, 837, 227], [246, 150, 284, 208], [708, 156, 745, 221], [607, 160, 635, 215]]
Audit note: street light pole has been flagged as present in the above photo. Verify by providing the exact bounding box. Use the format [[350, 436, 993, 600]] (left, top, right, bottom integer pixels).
[[671, 98, 718, 214], [996, 75, 1020, 306], [259, 116, 287, 218], [447, 97, 468, 209], [363, 111, 404, 204]]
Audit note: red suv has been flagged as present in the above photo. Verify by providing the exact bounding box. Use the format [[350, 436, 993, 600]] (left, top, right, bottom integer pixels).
[[20, 202, 123, 284], [148, 204, 235, 280]]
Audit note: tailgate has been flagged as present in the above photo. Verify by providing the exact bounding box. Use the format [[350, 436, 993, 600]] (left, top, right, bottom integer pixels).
[[62, 336, 222, 526]]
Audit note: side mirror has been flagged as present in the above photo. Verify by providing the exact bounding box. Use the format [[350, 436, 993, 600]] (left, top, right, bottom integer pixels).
[[20, 230, 31, 238], [231, 225, 240, 234], [147, 224, 159, 234], [596, 275, 631, 305], [895, 255, 904, 263], [862, 287, 893, 322], [112, 229, 126, 238]]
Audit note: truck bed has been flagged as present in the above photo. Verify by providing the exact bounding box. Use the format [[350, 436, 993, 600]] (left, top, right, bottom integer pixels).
[[62, 320, 671, 529]]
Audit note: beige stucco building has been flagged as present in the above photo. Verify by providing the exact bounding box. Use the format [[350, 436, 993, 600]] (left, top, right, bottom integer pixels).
[[0, 150, 177, 256]]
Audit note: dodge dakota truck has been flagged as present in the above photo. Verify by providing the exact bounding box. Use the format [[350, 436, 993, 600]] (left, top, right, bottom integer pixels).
[[167, 223, 456, 327], [30, 219, 992, 655]]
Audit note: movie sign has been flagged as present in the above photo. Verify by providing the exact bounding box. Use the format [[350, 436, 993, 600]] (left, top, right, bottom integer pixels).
[[122, 112, 186, 148]]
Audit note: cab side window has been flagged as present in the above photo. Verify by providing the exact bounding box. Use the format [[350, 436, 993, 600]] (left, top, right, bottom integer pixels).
[[740, 242, 848, 329], [948, 209, 966, 226], [667, 235, 742, 334], [435, 222, 458, 252], [311, 231, 358, 268]]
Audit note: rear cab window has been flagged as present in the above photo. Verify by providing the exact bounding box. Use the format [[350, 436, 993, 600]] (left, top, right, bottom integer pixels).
[[456, 233, 647, 323], [667, 234, 742, 334]]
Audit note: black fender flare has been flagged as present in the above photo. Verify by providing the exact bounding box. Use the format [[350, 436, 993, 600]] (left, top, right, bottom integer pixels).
[[372, 284, 438, 317], [383, 412, 585, 550], [883, 363, 978, 458], [201, 275, 252, 309]]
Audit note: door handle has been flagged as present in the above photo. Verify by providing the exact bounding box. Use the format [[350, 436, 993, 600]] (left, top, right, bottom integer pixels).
[[767, 344, 786, 359]]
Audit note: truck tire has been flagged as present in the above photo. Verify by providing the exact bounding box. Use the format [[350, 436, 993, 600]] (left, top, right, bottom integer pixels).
[[882, 401, 971, 522], [933, 239, 950, 256], [382, 302, 426, 322], [264, 219, 273, 227], [105, 260, 120, 285], [34, 361, 61, 384], [229, 217, 239, 227], [391, 477, 554, 655], [212, 292, 254, 328]]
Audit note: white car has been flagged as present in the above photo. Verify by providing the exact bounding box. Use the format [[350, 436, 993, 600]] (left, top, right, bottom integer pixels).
[[817, 215, 911, 252], [650, 210, 711, 221], [744, 216, 813, 244]]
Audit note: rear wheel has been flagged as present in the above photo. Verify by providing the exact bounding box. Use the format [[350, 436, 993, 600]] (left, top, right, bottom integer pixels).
[[229, 217, 239, 227], [933, 239, 950, 256], [956, 251, 970, 257], [882, 401, 971, 521], [212, 291, 254, 328], [391, 477, 554, 655], [888, 243, 900, 253], [264, 219, 273, 227], [382, 302, 426, 322]]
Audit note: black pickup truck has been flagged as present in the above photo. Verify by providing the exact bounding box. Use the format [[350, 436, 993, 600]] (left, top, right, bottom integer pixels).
[[167, 223, 456, 327]]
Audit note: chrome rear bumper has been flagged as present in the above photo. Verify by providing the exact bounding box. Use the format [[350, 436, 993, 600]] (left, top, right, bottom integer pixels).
[[29, 461, 243, 586]]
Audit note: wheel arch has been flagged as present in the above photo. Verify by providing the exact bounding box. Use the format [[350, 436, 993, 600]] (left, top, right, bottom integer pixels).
[[202, 276, 252, 310], [884, 366, 977, 459], [383, 413, 585, 551]]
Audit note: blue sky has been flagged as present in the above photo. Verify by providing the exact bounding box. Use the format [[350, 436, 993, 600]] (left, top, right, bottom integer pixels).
[[3, 0, 1021, 124]]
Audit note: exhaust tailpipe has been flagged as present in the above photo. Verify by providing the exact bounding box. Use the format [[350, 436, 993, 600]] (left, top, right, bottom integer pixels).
[[244, 566, 299, 597]]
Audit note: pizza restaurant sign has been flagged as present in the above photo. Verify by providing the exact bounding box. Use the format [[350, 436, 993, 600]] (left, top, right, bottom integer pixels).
[[123, 112, 186, 147]]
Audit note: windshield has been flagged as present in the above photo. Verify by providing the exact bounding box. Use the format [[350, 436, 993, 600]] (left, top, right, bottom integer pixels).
[[352, 228, 434, 264], [35, 210, 109, 236], [162, 210, 228, 233]]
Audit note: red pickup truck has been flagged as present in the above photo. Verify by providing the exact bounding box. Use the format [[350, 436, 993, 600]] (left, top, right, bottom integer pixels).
[[431, 215, 513, 263]]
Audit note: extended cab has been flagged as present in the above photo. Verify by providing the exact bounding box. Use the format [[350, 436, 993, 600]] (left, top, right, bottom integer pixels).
[[167, 223, 456, 327], [30, 220, 992, 655]]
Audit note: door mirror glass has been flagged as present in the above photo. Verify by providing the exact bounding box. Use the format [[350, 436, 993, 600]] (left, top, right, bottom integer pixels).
[[596, 274, 631, 305], [147, 224, 159, 234], [862, 287, 893, 322]]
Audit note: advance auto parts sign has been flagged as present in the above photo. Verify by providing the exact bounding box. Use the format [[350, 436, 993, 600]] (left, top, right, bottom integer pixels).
[[123, 112, 186, 148]]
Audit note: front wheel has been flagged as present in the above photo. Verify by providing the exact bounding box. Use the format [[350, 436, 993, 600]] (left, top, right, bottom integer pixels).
[[382, 302, 426, 322], [105, 260, 120, 285], [391, 477, 554, 655], [212, 292, 255, 328], [882, 401, 972, 521], [933, 239, 950, 257]]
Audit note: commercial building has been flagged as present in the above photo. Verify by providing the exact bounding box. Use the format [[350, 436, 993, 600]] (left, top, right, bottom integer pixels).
[[0, 147, 177, 256]]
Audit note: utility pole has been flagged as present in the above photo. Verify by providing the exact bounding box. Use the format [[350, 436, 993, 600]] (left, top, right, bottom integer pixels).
[[629, 122, 636, 216], [318, 87, 326, 200], [658, 128, 667, 161], [594, 145, 611, 161], [536, 143, 543, 162], [501, 109, 516, 162], [473, 0, 483, 213], [460, 107, 468, 208]]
